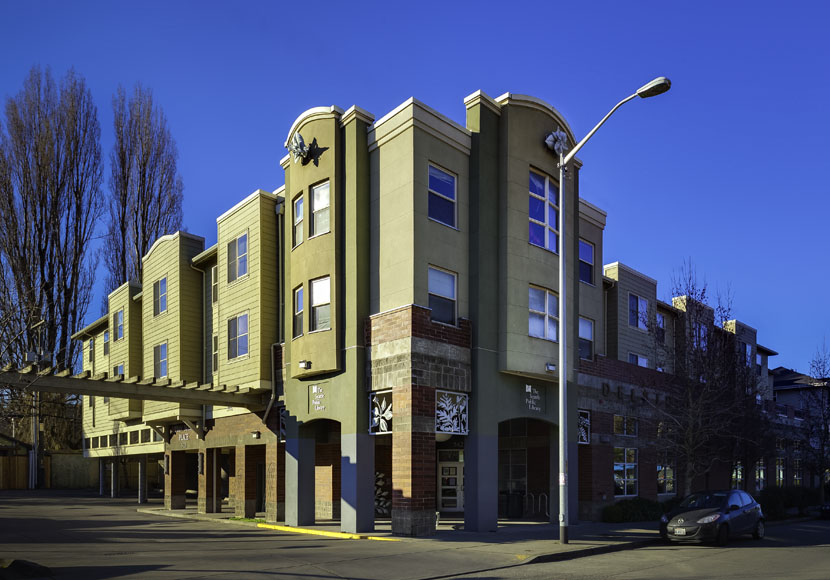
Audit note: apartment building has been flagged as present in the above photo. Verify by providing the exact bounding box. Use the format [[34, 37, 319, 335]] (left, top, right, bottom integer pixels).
[[73, 89, 785, 536]]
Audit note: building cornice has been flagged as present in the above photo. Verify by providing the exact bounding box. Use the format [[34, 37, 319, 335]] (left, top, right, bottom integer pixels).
[[284, 105, 344, 149], [340, 105, 374, 127], [216, 189, 277, 223], [368, 98, 472, 155], [578, 198, 607, 229], [463, 90, 501, 116]]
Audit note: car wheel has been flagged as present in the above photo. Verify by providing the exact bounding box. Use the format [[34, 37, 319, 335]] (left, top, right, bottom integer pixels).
[[753, 520, 765, 540], [716, 524, 729, 546]]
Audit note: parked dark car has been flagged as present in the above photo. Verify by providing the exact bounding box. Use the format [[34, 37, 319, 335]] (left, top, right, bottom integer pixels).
[[821, 503, 830, 520], [660, 490, 764, 546]]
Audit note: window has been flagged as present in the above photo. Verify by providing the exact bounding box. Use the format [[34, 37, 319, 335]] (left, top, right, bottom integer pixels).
[[310, 181, 330, 237], [211, 266, 218, 304], [528, 286, 558, 342], [775, 457, 785, 486], [428, 267, 456, 325], [293, 286, 304, 337], [153, 342, 168, 378], [293, 195, 304, 246], [657, 455, 675, 494], [692, 322, 708, 350], [628, 294, 648, 330], [103, 331, 110, 356], [88, 338, 95, 363], [114, 309, 124, 340], [427, 165, 456, 227], [756, 352, 763, 376], [227, 232, 248, 283], [112, 363, 124, 377], [614, 447, 638, 496], [578, 240, 594, 284], [578, 317, 594, 360], [755, 459, 766, 492], [656, 313, 665, 344], [731, 461, 744, 489], [228, 313, 249, 359], [310, 277, 331, 331], [613, 415, 638, 436], [577, 410, 591, 445], [745, 342, 753, 366], [153, 277, 167, 316], [793, 459, 802, 486], [792, 439, 802, 453], [628, 353, 648, 367], [528, 171, 559, 253], [212, 335, 218, 374]]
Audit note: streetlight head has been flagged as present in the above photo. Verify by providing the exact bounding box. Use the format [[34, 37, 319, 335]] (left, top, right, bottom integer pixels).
[[636, 76, 671, 98]]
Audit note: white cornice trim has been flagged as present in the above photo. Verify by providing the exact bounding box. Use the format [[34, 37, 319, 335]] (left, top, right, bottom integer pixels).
[[494, 92, 577, 146], [368, 98, 471, 155], [283, 105, 344, 149], [143, 231, 205, 264], [216, 189, 277, 223], [340, 105, 375, 127], [602, 261, 658, 286], [279, 153, 290, 169], [463, 90, 501, 116], [578, 198, 607, 229]]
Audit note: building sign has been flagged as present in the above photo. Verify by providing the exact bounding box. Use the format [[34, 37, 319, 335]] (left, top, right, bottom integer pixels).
[[369, 390, 393, 435], [309, 384, 326, 413], [578, 409, 591, 445], [435, 390, 468, 435], [525, 384, 545, 413]]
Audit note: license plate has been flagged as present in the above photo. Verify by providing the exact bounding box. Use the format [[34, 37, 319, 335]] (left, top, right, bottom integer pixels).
[[674, 527, 686, 536]]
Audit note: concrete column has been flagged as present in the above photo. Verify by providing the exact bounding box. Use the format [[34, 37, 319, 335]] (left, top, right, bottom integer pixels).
[[285, 424, 315, 526], [265, 442, 284, 523], [198, 450, 218, 513], [464, 431, 499, 532], [110, 459, 118, 498], [98, 458, 105, 496], [391, 384, 437, 537], [137, 455, 148, 504], [340, 432, 375, 533], [235, 444, 264, 518], [164, 450, 186, 509]]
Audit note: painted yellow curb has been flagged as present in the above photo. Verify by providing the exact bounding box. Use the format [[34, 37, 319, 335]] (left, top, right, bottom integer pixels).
[[256, 523, 401, 541]]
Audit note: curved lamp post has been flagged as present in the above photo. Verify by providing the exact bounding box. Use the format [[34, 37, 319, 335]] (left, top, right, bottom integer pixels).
[[545, 76, 670, 544]]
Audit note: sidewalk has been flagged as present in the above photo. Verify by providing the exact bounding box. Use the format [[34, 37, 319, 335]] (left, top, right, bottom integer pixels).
[[136, 502, 661, 568]]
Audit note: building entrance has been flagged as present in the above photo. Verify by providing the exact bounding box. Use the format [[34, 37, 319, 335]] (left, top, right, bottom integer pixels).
[[438, 449, 464, 512]]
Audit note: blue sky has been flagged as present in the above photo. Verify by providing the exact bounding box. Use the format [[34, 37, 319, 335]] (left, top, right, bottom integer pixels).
[[1, 1, 827, 372]]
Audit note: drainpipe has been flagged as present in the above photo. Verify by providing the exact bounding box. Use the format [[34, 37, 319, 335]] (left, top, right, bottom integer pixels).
[[263, 198, 285, 426]]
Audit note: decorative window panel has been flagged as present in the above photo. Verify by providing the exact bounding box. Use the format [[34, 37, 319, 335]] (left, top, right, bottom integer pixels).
[[435, 390, 468, 435], [577, 409, 591, 445], [369, 390, 393, 435]]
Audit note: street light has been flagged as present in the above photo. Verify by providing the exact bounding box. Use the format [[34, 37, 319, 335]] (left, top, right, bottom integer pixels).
[[545, 76, 670, 544]]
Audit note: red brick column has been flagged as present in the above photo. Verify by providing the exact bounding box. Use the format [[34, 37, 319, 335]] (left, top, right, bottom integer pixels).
[[265, 442, 285, 523], [164, 450, 186, 510], [235, 444, 264, 518], [198, 449, 219, 513], [392, 383, 437, 536]]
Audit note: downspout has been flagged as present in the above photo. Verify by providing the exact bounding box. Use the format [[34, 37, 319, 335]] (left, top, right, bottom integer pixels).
[[262, 197, 285, 426], [190, 261, 207, 433]]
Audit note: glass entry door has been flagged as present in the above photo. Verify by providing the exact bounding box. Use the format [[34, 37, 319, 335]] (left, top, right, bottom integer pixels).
[[438, 461, 464, 512]]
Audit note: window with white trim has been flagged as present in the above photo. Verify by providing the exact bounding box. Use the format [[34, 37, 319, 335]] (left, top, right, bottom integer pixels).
[[227, 232, 248, 283], [755, 459, 766, 491], [628, 293, 648, 330], [731, 461, 744, 489], [113, 363, 124, 377], [579, 317, 594, 360], [228, 313, 249, 359], [153, 277, 167, 316], [293, 286, 304, 337], [614, 447, 638, 496], [613, 415, 638, 436], [310, 181, 330, 237], [153, 342, 168, 378], [656, 312, 665, 344], [628, 353, 648, 367], [657, 454, 675, 494], [528, 286, 558, 341], [428, 267, 456, 325], [578, 239, 594, 284], [529, 171, 559, 252], [310, 277, 331, 331], [211, 266, 218, 304], [103, 330, 110, 356], [428, 164, 456, 227], [88, 338, 95, 363], [293, 195, 304, 247], [212, 335, 218, 373]]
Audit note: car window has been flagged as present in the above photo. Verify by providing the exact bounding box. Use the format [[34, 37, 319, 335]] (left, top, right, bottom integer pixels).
[[728, 492, 741, 508], [680, 492, 727, 509], [739, 491, 754, 506]]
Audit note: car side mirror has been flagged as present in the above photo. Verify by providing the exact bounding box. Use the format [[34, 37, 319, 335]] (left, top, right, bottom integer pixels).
[[729, 504, 740, 512]]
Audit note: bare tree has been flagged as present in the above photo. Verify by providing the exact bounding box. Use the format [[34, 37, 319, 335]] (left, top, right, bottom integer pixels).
[[0, 66, 101, 449], [102, 84, 183, 300], [802, 345, 830, 504], [646, 261, 768, 495]]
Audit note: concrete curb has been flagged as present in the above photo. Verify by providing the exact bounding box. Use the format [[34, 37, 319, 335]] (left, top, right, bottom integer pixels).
[[528, 537, 661, 564]]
